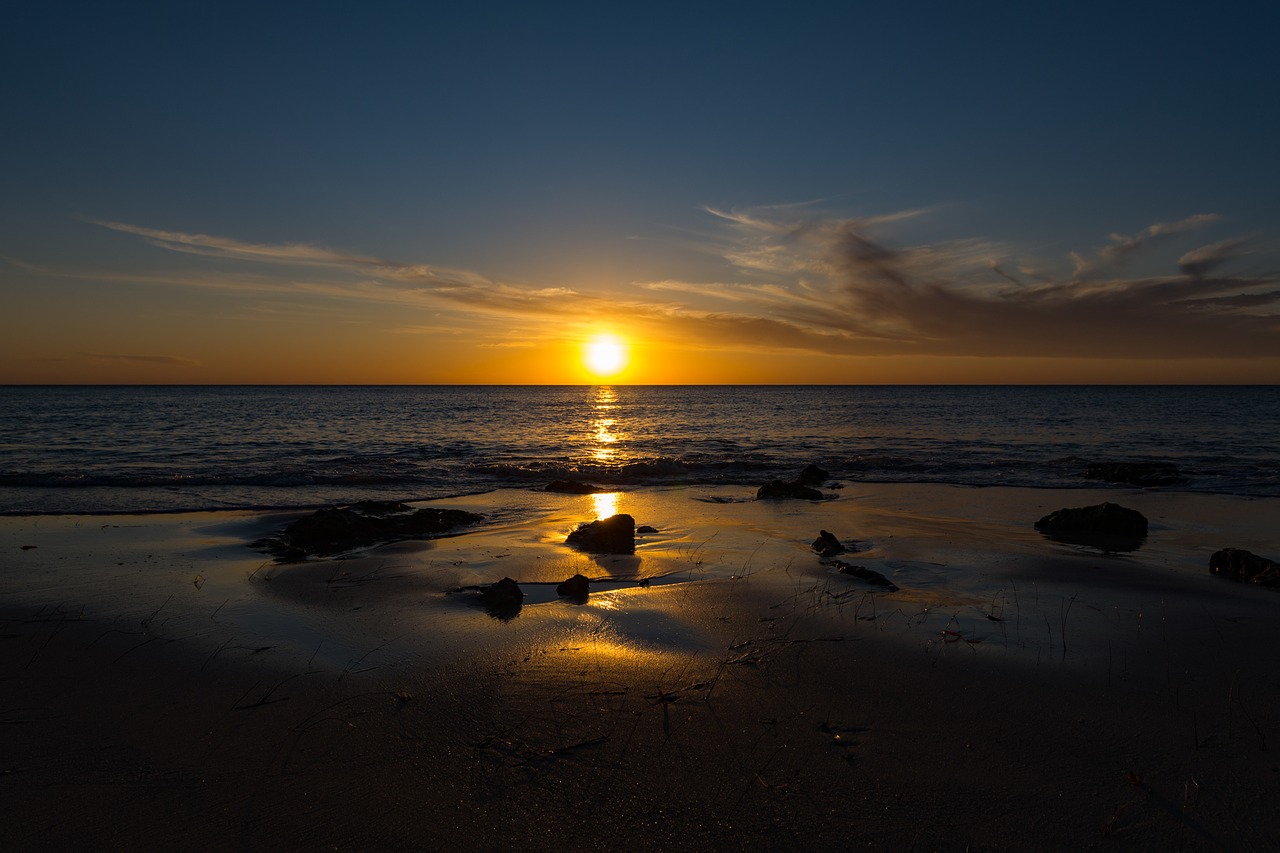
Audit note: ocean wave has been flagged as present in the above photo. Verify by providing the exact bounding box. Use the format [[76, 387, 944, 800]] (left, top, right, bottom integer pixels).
[[471, 456, 778, 485], [3, 386, 1278, 514], [0, 470, 428, 489]]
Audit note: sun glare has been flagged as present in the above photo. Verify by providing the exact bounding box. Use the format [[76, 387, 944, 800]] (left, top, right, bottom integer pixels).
[[583, 334, 628, 378]]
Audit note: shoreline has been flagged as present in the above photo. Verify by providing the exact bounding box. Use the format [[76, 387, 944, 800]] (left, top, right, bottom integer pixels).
[[4, 483, 1279, 850]]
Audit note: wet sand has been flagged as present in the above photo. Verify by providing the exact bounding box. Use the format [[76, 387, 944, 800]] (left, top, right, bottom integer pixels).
[[3, 484, 1278, 850]]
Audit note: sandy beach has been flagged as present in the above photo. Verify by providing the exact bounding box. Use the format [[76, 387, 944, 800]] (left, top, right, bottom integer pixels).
[[3, 483, 1278, 851]]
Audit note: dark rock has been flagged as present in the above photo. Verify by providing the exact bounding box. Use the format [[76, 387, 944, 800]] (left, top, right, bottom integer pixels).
[[1034, 502, 1148, 552], [346, 499, 412, 514], [566, 513, 635, 554], [830, 560, 898, 592], [812, 530, 846, 559], [636, 525, 658, 534], [556, 573, 591, 600], [265, 503, 483, 558], [1085, 462, 1186, 488], [757, 480, 824, 500], [798, 464, 830, 485], [545, 480, 602, 494], [1209, 548, 1280, 588], [478, 577, 524, 619], [480, 576, 523, 606], [1035, 502, 1148, 535]]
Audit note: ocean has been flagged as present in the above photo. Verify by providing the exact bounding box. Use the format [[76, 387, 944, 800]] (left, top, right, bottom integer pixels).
[[1, 385, 1277, 515]]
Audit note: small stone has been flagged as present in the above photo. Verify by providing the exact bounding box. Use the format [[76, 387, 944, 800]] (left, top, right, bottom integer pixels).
[[556, 573, 590, 599], [831, 560, 898, 591], [479, 577, 524, 608], [812, 530, 846, 559]]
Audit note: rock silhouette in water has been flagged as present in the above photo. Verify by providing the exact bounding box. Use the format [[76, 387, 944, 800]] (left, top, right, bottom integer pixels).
[[556, 573, 591, 600], [1209, 548, 1280, 588], [757, 480, 824, 500], [798, 464, 830, 485], [261, 502, 483, 559], [545, 480, 602, 494], [812, 530, 846, 559], [830, 560, 898, 591], [478, 577, 524, 619], [566, 513, 635, 553]]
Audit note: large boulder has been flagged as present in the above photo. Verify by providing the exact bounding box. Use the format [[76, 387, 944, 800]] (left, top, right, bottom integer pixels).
[[566, 513, 635, 554], [1035, 502, 1148, 536], [266, 502, 483, 558], [1085, 462, 1186, 488], [1209, 548, 1280, 588], [757, 480, 824, 500], [1034, 502, 1147, 552]]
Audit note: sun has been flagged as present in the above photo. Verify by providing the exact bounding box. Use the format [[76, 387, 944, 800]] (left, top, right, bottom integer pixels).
[[583, 334, 628, 378]]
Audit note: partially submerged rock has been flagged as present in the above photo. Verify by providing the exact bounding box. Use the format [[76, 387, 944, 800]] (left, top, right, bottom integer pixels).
[[478, 577, 524, 618], [261, 502, 483, 558], [1085, 462, 1186, 488], [812, 530, 846, 559], [1209, 548, 1280, 588], [566, 513, 635, 554], [545, 480, 602, 494], [556, 573, 591, 600], [757, 480, 824, 501], [757, 465, 832, 500], [636, 525, 658, 534], [798, 464, 830, 485], [830, 559, 898, 592], [1035, 502, 1148, 535], [1034, 502, 1148, 552]]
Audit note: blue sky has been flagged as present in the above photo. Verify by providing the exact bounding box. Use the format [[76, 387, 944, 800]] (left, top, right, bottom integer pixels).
[[4, 2, 1279, 382]]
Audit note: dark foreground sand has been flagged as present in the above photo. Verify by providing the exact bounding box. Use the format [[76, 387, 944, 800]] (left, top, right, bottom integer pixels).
[[2, 484, 1278, 851]]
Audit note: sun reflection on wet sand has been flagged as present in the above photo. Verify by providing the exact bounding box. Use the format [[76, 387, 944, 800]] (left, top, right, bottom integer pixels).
[[591, 491, 619, 519]]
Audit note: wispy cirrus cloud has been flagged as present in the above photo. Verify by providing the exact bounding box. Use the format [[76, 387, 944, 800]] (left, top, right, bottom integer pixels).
[[79, 352, 201, 366], [60, 210, 1280, 362], [87, 219, 493, 288], [1099, 213, 1222, 263], [632, 206, 1279, 359]]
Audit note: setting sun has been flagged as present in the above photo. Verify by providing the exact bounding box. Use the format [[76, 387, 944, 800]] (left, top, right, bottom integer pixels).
[[583, 334, 628, 378]]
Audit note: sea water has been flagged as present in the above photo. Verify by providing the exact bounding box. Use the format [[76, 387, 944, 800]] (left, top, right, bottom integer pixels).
[[1, 385, 1277, 514]]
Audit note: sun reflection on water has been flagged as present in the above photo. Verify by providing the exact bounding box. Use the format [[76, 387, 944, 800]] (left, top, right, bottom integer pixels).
[[589, 386, 624, 464]]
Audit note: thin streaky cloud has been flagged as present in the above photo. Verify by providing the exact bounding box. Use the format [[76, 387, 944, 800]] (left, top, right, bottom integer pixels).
[[90, 220, 391, 267], [72, 208, 1280, 361], [88, 219, 493, 288], [79, 352, 201, 366], [1101, 213, 1222, 263]]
